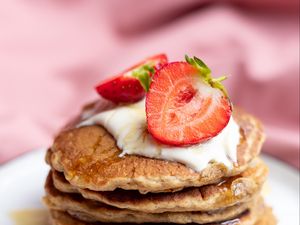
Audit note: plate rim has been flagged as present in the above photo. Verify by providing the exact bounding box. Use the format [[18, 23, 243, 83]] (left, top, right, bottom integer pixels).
[[0, 148, 46, 176], [0, 148, 298, 225]]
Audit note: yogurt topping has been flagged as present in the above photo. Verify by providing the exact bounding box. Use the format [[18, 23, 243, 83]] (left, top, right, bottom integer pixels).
[[78, 99, 240, 172]]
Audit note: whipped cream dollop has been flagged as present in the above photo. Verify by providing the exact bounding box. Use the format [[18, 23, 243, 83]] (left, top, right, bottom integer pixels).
[[78, 99, 240, 172]]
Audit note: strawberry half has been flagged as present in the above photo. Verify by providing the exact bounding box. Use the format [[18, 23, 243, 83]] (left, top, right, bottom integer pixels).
[[146, 57, 232, 146], [96, 54, 168, 103]]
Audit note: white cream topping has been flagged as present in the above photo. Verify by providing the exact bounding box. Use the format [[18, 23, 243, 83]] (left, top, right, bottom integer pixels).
[[78, 99, 240, 172]]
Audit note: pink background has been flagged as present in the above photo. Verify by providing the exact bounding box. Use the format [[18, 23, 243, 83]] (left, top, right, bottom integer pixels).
[[0, 0, 299, 168]]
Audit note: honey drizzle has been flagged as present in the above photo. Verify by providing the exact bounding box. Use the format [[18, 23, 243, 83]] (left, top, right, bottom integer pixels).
[[9, 209, 49, 225]]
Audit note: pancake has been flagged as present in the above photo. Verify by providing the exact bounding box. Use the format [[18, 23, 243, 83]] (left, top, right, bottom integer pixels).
[[51, 157, 267, 213], [49, 206, 276, 225], [44, 173, 259, 224], [48, 109, 265, 193]]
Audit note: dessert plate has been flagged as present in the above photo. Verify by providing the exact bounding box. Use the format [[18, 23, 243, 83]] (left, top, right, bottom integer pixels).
[[0, 148, 298, 225]]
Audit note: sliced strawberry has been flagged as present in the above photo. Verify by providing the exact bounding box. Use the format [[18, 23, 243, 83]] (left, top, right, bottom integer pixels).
[[146, 61, 232, 146], [95, 54, 168, 103]]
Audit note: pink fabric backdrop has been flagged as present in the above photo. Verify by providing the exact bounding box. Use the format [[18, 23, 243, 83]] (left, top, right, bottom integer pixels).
[[0, 0, 299, 168]]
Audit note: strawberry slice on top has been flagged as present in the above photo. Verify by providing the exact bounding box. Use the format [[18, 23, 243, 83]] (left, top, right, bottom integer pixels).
[[96, 54, 168, 103], [146, 56, 232, 146]]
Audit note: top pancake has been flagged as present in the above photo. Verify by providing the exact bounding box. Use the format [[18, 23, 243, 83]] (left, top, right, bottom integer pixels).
[[48, 108, 264, 193]]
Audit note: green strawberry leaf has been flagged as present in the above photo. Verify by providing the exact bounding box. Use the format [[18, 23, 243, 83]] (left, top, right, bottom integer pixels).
[[185, 55, 229, 98], [193, 57, 208, 68], [132, 63, 155, 91]]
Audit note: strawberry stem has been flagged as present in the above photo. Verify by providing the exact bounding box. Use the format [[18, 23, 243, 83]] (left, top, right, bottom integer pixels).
[[185, 55, 229, 98], [212, 76, 227, 82]]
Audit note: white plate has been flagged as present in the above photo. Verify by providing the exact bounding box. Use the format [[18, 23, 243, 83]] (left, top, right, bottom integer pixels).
[[0, 149, 299, 225]]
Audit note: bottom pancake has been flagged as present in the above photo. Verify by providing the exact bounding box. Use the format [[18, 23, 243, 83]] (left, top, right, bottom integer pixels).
[[44, 173, 259, 224], [48, 206, 276, 225]]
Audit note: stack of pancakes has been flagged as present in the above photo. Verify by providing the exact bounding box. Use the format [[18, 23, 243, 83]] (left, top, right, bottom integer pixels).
[[43, 109, 276, 225]]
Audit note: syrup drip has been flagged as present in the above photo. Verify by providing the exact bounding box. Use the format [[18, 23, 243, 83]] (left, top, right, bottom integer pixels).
[[10, 209, 49, 225]]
